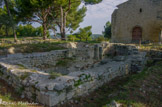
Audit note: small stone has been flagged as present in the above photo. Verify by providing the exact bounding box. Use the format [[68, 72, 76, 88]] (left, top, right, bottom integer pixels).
[[11, 69, 14, 72], [107, 100, 121, 107], [139, 88, 142, 91], [75, 65, 81, 68], [74, 100, 78, 104], [61, 101, 64, 105], [0, 98, 2, 103], [106, 104, 111, 107], [128, 105, 133, 107], [8, 47, 15, 54], [70, 100, 74, 103], [47, 83, 55, 91], [85, 45, 89, 48], [111, 100, 117, 105], [113, 56, 125, 61], [54, 83, 65, 91], [143, 90, 146, 94], [21, 94, 25, 99], [78, 85, 82, 89], [100, 60, 108, 65]]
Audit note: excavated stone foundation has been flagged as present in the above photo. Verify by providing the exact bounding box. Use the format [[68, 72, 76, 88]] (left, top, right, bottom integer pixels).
[[0, 43, 148, 106]]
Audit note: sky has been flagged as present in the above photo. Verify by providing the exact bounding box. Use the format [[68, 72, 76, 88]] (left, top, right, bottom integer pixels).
[[32, 0, 128, 34]]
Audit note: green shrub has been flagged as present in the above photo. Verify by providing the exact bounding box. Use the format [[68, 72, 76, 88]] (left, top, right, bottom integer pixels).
[[19, 72, 30, 80], [17, 64, 27, 69], [0, 70, 3, 76], [56, 58, 75, 67], [49, 72, 62, 79], [16, 24, 50, 37], [95, 36, 106, 42], [17, 87, 25, 95], [68, 35, 77, 41]]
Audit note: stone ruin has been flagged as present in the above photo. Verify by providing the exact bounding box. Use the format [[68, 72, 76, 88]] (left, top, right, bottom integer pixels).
[[0, 43, 149, 106]]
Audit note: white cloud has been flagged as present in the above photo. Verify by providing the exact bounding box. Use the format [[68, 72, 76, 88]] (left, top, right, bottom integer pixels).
[[80, 0, 128, 34], [33, 0, 128, 34]]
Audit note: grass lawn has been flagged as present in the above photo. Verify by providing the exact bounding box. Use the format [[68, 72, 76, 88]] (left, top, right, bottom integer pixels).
[[0, 36, 109, 55], [138, 44, 162, 51], [0, 42, 67, 55]]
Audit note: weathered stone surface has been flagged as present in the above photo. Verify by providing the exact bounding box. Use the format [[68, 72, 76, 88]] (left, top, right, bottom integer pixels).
[[112, 0, 162, 43], [0, 43, 153, 107], [107, 100, 121, 107]]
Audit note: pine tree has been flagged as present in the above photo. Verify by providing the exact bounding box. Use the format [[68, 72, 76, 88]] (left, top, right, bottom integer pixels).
[[78, 26, 92, 41], [1, 0, 18, 41], [51, 0, 87, 40], [103, 21, 111, 39], [15, 0, 53, 40]]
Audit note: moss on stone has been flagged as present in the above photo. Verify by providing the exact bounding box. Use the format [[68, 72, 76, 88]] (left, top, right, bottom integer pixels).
[[17, 64, 27, 70], [74, 79, 83, 87], [19, 72, 30, 80], [74, 74, 92, 87], [31, 70, 37, 72], [17, 86, 25, 95], [0, 70, 4, 76], [48, 72, 62, 79], [56, 58, 75, 67]]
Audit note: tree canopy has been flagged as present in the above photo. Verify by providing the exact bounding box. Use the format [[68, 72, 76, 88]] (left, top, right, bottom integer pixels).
[[15, 0, 54, 40], [77, 26, 92, 41], [103, 21, 111, 39], [0, 0, 103, 40], [16, 24, 48, 37], [84, 0, 102, 4], [0, 0, 18, 40], [50, 0, 87, 40]]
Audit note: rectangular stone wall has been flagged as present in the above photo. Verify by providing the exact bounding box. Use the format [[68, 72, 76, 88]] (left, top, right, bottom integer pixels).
[[0, 43, 148, 107]]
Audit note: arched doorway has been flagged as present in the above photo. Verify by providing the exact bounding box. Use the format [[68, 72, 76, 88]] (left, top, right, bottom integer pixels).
[[132, 27, 142, 43]]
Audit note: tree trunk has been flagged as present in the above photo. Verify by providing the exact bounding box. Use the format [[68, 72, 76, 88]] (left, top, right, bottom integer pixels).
[[86, 38, 88, 42], [62, 12, 67, 40], [59, 0, 71, 41], [60, 32, 65, 40], [13, 28, 17, 42], [5, 26, 8, 36], [41, 8, 48, 40], [53, 28, 57, 39], [4, 0, 10, 17], [4, 0, 17, 42], [43, 22, 47, 40], [60, 6, 66, 40]]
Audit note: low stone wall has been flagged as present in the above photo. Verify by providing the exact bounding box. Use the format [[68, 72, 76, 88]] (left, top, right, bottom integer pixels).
[[36, 59, 132, 106], [147, 50, 162, 61], [4, 50, 71, 74], [0, 43, 97, 73], [0, 56, 132, 106], [0, 43, 149, 107]]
